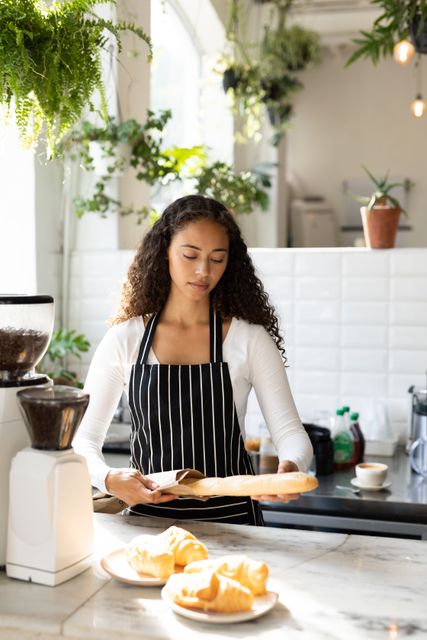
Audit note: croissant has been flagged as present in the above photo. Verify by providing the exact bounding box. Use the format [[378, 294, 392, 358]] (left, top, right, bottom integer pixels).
[[184, 554, 268, 595], [157, 526, 208, 566], [125, 534, 175, 579], [166, 570, 254, 613]]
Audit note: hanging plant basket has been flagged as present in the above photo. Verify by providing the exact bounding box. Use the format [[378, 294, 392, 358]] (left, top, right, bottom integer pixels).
[[223, 67, 240, 93], [0, 0, 151, 156], [360, 206, 401, 249], [409, 15, 427, 54]]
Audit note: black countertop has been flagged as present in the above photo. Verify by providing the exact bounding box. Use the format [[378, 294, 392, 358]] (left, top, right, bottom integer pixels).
[[261, 447, 427, 536], [103, 428, 427, 537]]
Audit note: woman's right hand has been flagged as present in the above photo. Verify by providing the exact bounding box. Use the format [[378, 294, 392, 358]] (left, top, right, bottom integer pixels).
[[105, 468, 177, 507]]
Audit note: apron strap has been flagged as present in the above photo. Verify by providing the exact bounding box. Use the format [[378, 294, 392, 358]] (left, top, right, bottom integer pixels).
[[210, 307, 223, 363], [136, 313, 160, 364]]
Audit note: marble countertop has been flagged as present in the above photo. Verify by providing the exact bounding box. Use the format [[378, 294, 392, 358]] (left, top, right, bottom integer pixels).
[[1, 513, 426, 640]]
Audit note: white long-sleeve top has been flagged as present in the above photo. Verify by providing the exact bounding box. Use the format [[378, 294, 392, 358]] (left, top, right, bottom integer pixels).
[[73, 316, 313, 492]]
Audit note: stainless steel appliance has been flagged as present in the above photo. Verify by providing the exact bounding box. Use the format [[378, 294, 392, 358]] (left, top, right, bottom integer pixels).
[[407, 382, 427, 453], [408, 383, 427, 476]]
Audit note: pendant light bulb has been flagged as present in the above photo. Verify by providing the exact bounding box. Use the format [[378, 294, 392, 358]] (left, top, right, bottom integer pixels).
[[411, 94, 426, 118], [393, 39, 415, 65]]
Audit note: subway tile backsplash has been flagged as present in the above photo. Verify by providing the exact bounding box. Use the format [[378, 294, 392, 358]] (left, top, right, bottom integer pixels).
[[70, 248, 427, 444]]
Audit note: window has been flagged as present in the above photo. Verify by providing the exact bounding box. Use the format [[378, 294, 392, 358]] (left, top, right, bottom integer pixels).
[[150, 0, 232, 211]]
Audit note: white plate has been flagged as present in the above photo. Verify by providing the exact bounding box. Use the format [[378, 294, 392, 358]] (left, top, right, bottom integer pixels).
[[101, 548, 181, 586], [161, 585, 278, 624], [351, 478, 392, 491]]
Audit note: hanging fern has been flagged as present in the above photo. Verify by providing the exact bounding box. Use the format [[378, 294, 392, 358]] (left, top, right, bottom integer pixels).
[[0, 0, 151, 156]]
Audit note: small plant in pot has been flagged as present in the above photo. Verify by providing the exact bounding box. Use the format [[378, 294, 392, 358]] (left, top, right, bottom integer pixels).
[[353, 166, 411, 249]]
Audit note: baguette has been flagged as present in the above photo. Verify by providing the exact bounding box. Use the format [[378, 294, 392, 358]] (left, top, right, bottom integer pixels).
[[164, 472, 318, 497]]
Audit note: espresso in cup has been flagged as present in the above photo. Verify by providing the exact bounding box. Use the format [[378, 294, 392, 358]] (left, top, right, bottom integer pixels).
[[355, 462, 388, 487]]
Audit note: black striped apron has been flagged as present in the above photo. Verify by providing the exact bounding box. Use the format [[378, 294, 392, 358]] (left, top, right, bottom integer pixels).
[[127, 308, 264, 526]]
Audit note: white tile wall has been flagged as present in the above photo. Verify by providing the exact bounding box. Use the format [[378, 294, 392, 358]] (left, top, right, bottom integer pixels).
[[69, 248, 427, 444]]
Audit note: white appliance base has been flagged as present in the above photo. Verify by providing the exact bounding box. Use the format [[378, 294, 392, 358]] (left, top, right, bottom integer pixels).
[[6, 554, 91, 586]]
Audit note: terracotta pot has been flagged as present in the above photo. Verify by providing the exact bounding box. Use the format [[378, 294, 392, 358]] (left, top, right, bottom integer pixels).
[[360, 206, 401, 249]]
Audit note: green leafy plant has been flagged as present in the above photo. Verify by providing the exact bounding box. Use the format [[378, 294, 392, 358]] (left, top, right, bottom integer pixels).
[[60, 108, 270, 220], [194, 161, 271, 214], [0, 0, 151, 155], [260, 24, 320, 141], [352, 165, 410, 215], [220, 61, 266, 143], [36, 329, 90, 387], [345, 0, 427, 66], [262, 23, 320, 74], [219, 0, 320, 144], [59, 110, 207, 222]]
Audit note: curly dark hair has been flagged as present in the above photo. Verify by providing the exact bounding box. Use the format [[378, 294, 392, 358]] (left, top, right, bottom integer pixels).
[[113, 195, 286, 360]]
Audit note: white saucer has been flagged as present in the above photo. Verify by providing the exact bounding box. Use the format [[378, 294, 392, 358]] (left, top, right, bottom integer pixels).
[[351, 478, 392, 491]]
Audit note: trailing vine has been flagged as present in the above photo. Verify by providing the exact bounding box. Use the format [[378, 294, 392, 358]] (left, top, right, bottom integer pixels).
[[59, 109, 271, 220]]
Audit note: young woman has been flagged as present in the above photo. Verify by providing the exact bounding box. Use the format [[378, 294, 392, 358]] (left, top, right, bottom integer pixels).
[[74, 195, 312, 526]]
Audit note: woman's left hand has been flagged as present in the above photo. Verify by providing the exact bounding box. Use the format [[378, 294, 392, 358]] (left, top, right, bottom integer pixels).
[[251, 460, 301, 503]]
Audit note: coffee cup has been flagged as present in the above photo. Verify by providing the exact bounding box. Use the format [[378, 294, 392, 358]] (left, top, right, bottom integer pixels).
[[355, 462, 388, 487]]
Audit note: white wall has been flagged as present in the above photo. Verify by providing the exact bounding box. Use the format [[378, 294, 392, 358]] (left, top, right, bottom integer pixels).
[[35, 157, 63, 325], [287, 50, 427, 246], [69, 247, 427, 447], [0, 123, 36, 293]]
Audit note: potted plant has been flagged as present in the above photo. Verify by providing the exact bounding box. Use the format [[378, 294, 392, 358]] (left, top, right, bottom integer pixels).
[[345, 0, 427, 65], [0, 0, 151, 156], [353, 166, 411, 249]]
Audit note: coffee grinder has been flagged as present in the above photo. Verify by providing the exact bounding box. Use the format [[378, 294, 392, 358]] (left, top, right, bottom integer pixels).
[[7, 385, 93, 586], [0, 294, 54, 567]]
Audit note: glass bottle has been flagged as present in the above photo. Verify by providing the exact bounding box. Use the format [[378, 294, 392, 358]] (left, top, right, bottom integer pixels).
[[259, 431, 279, 475], [350, 411, 365, 463], [333, 408, 355, 470], [342, 405, 350, 429], [343, 405, 359, 466]]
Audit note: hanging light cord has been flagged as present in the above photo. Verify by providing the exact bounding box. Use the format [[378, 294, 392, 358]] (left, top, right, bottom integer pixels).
[[415, 53, 422, 99]]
